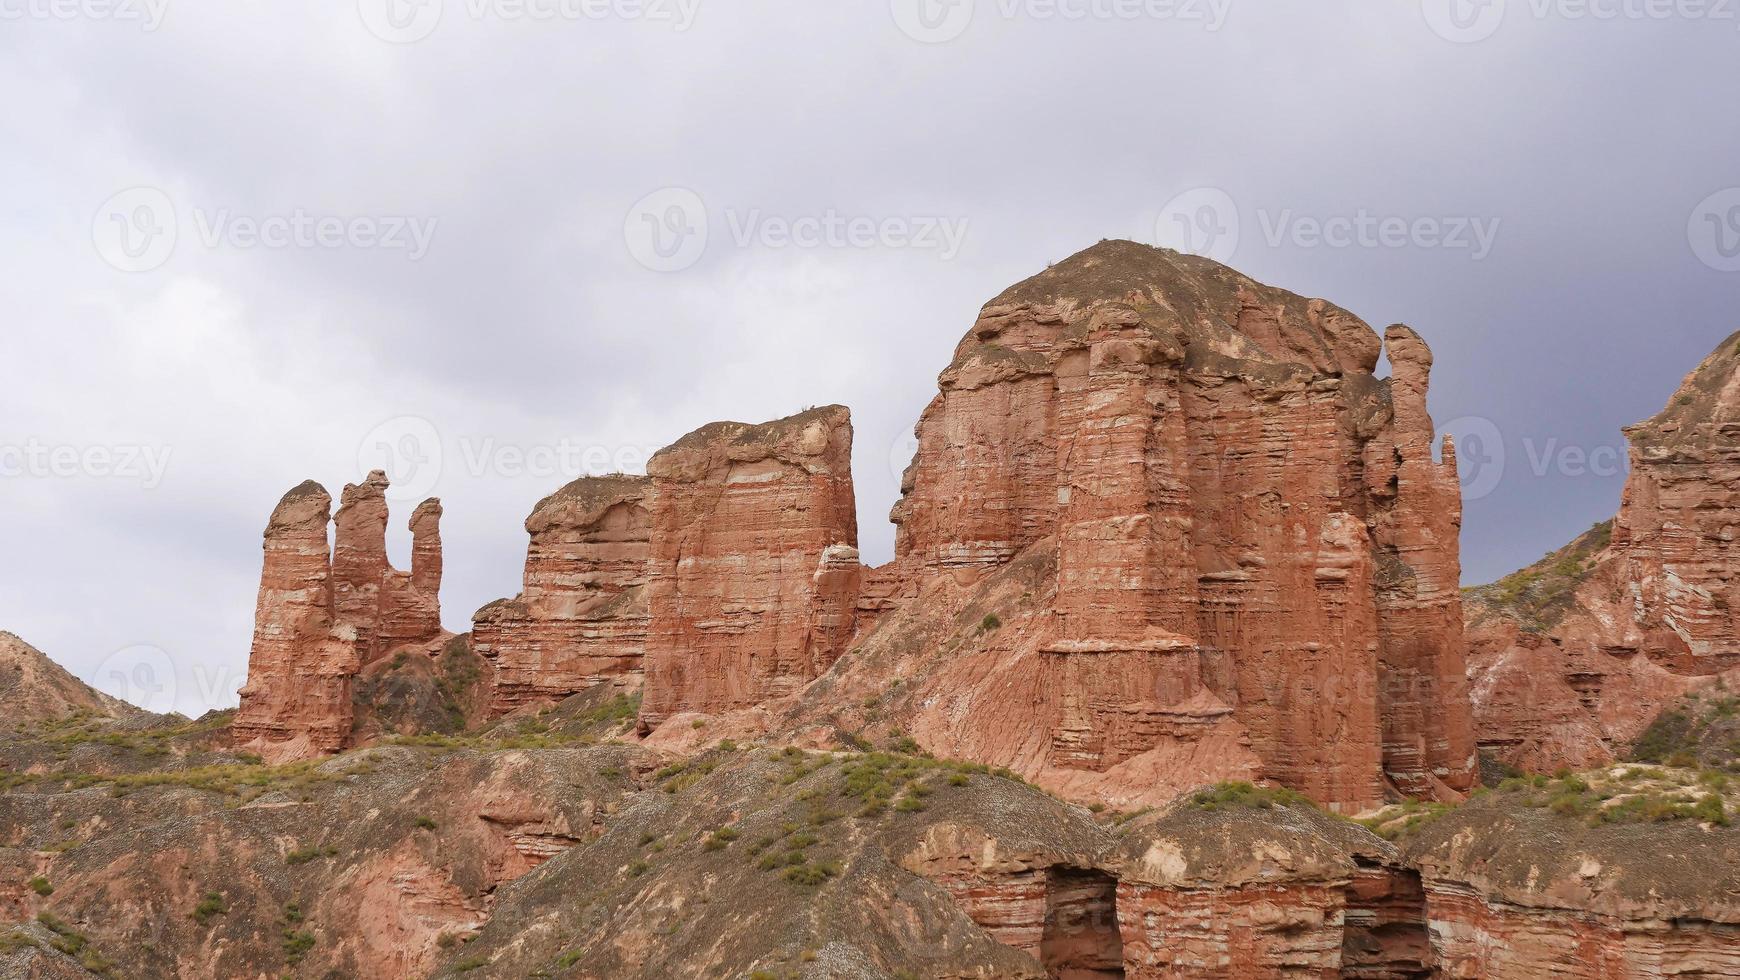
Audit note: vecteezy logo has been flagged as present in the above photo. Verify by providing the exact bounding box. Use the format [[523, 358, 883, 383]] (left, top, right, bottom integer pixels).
[[89, 644, 178, 714], [623, 187, 708, 272], [1423, 0, 1506, 43], [92, 187, 177, 273], [890, 0, 975, 43], [1438, 415, 1505, 501], [358, 416, 443, 502], [358, 0, 443, 43], [1690, 188, 1740, 273], [1155, 187, 1240, 264]]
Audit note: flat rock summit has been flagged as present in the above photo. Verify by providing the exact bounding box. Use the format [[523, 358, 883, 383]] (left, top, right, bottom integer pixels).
[[5, 241, 1739, 978]]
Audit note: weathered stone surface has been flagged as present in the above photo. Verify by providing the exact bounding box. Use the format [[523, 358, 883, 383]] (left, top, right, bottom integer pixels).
[[1110, 800, 1424, 979], [1467, 332, 1740, 771], [1402, 787, 1740, 979], [472, 475, 651, 715], [234, 472, 445, 762], [638, 406, 860, 731], [833, 241, 1474, 810]]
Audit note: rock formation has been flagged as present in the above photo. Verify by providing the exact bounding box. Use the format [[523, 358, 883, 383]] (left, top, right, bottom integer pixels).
[[1467, 331, 1740, 771], [1402, 786, 1740, 978], [807, 241, 1473, 811], [234, 472, 445, 762], [638, 406, 860, 730], [0, 632, 143, 723], [472, 475, 651, 715]]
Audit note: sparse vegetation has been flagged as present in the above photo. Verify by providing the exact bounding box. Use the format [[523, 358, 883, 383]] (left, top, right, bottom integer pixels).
[[1358, 799, 1456, 840], [702, 826, 740, 851], [285, 842, 335, 866], [37, 912, 113, 975], [1189, 781, 1314, 811], [1631, 691, 1740, 770], [280, 905, 315, 966], [27, 875, 52, 896], [1497, 766, 1732, 827]]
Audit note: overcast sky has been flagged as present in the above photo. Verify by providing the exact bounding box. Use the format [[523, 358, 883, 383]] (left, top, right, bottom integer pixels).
[[3, 1, 1737, 715]]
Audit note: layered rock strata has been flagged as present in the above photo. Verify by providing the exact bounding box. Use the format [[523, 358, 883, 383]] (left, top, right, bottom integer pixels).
[[1403, 791, 1740, 978], [234, 472, 445, 761], [472, 475, 652, 715], [872, 241, 1473, 809], [1466, 331, 1740, 770], [638, 406, 860, 730]]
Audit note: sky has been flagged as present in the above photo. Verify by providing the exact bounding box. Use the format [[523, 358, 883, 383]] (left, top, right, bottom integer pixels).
[[3, 1, 1737, 716]]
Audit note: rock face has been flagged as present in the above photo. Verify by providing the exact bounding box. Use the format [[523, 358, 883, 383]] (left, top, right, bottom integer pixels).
[[1402, 790, 1740, 979], [0, 632, 142, 723], [472, 475, 652, 716], [638, 406, 860, 731], [234, 472, 445, 762], [1467, 332, 1740, 771], [1108, 803, 1428, 978], [853, 241, 1473, 810]]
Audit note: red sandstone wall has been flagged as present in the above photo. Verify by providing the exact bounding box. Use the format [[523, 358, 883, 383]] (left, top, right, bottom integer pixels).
[[473, 475, 651, 715], [880, 241, 1473, 809], [638, 406, 860, 730]]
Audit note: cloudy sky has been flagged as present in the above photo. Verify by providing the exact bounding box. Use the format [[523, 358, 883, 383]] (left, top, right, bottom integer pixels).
[[3, 1, 1737, 715]]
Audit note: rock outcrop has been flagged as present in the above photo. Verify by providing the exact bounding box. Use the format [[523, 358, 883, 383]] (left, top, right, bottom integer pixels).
[[1110, 802, 1428, 978], [638, 406, 860, 731], [1467, 331, 1740, 771], [811, 241, 1473, 811], [0, 632, 143, 723], [1402, 786, 1740, 978], [234, 472, 446, 762], [472, 474, 652, 716]]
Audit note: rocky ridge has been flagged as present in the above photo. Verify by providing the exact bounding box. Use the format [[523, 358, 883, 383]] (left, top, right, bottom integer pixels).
[[13, 241, 1732, 977], [1466, 331, 1740, 771]]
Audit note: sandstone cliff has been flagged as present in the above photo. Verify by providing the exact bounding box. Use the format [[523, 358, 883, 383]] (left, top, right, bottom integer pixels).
[[638, 406, 861, 731], [234, 473, 447, 763], [472, 474, 651, 716], [1467, 331, 1740, 771], [780, 241, 1473, 812]]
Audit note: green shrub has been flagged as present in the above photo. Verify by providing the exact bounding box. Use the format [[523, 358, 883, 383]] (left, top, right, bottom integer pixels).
[[27, 876, 52, 896], [414, 816, 438, 830], [282, 929, 316, 964], [191, 892, 228, 925]]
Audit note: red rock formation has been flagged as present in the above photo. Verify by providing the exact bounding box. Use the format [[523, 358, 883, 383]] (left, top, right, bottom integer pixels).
[[377, 498, 444, 660], [472, 475, 652, 715], [1403, 792, 1740, 979], [850, 241, 1474, 810], [234, 481, 357, 761], [638, 406, 860, 730], [1467, 332, 1740, 771], [235, 472, 445, 761]]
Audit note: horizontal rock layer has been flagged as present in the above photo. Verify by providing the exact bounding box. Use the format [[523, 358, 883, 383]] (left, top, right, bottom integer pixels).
[[638, 406, 860, 730], [472, 474, 651, 715]]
